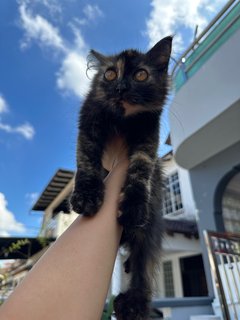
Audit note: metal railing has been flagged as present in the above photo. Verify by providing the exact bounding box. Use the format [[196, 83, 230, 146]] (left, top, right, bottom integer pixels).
[[204, 230, 240, 320], [172, 0, 240, 91]]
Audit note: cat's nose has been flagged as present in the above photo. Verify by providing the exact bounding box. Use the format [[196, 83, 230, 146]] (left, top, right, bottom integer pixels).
[[116, 82, 128, 94]]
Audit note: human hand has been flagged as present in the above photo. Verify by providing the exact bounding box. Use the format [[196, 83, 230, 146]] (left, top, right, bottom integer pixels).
[[102, 135, 128, 172], [102, 137, 129, 217]]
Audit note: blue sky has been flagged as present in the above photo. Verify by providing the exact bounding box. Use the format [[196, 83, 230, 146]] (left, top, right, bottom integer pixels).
[[0, 0, 226, 238]]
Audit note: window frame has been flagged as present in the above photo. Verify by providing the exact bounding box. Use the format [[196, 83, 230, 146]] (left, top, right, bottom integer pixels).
[[162, 171, 184, 217], [163, 260, 175, 297]]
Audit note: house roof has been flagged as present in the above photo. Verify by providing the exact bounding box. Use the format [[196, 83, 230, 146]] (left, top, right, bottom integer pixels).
[[164, 218, 198, 238], [32, 169, 74, 212]]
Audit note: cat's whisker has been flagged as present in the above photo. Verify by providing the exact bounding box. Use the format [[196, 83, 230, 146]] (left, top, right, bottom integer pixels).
[[164, 107, 185, 135]]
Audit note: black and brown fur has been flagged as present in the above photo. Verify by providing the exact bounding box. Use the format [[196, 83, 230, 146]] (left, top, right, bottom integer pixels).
[[70, 36, 172, 320]]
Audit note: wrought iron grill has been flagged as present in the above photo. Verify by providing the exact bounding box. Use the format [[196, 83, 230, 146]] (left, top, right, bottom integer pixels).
[[204, 231, 240, 320]]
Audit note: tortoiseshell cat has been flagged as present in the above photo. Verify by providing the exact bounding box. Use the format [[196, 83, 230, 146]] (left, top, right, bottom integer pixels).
[[70, 36, 172, 320]]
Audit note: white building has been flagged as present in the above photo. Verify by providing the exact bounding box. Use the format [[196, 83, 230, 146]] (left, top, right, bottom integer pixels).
[[169, 0, 240, 318]]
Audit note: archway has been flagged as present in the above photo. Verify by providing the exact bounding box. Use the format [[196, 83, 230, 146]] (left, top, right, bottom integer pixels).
[[214, 165, 240, 233]]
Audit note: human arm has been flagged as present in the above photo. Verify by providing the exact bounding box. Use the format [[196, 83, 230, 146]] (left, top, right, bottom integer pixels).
[[0, 150, 128, 320]]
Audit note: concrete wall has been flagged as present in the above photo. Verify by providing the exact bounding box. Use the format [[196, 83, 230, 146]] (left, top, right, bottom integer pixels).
[[169, 28, 240, 169], [166, 305, 214, 320], [153, 297, 214, 319], [189, 141, 240, 296], [162, 234, 201, 253]]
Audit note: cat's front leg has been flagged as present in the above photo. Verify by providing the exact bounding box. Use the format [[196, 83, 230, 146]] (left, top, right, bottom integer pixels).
[[70, 168, 104, 216], [70, 133, 105, 216], [118, 151, 154, 231]]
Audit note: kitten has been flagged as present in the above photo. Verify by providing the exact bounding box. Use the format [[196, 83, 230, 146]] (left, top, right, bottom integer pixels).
[[70, 36, 172, 320]]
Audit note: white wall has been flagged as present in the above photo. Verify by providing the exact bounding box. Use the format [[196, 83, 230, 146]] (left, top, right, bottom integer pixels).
[[162, 234, 200, 253], [169, 28, 240, 169], [55, 211, 78, 237], [111, 249, 130, 296], [110, 236, 202, 299], [189, 141, 240, 298]]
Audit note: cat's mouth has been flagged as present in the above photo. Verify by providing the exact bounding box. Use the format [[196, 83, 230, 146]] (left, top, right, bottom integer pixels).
[[120, 100, 146, 116]]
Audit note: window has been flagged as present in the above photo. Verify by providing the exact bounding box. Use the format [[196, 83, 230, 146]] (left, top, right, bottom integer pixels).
[[163, 261, 175, 297], [162, 172, 183, 216]]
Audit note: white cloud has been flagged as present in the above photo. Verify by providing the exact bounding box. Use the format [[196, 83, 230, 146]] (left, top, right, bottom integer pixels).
[[15, 123, 35, 140], [146, 0, 226, 54], [55, 24, 91, 98], [18, 0, 92, 98], [19, 1, 65, 51], [39, 0, 62, 16], [0, 94, 35, 140], [0, 122, 35, 140], [56, 24, 92, 98], [0, 192, 26, 237], [0, 94, 8, 114], [25, 192, 39, 206], [70, 24, 88, 52], [57, 52, 90, 98], [83, 4, 103, 21]]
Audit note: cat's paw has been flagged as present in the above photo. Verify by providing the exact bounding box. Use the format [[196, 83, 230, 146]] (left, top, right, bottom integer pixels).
[[70, 176, 104, 216], [114, 290, 150, 320], [117, 186, 149, 230]]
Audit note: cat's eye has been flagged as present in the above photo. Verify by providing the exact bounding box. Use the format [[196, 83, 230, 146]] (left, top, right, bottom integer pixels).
[[134, 69, 148, 82], [104, 69, 117, 81]]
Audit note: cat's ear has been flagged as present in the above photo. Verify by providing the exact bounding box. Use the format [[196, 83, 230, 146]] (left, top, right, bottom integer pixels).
[[146, 36, 173, 67], [88, 50, 108, 66]]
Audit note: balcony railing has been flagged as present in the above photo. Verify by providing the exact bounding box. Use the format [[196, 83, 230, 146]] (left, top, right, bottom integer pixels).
[[172, 0, 240, 92]]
